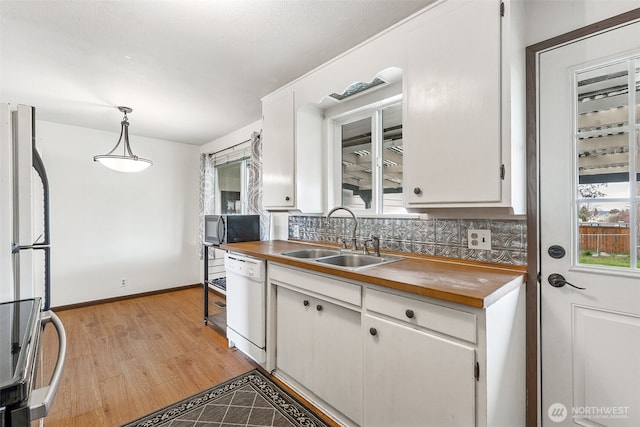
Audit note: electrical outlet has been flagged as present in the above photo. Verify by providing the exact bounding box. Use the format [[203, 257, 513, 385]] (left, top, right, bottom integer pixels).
[[120, 278, 128, 287], [468, 229, 491, 250], [292, 224, 300, 239]]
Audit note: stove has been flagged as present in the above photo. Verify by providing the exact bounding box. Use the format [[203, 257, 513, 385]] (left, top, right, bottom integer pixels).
[[0, 299, 66, 427]]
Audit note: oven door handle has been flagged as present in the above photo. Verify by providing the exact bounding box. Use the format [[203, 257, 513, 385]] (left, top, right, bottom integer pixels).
[[29, 310, 67, 421]]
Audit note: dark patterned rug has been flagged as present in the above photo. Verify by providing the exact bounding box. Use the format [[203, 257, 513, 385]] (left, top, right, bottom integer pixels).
[[121, 369, 331, 427]]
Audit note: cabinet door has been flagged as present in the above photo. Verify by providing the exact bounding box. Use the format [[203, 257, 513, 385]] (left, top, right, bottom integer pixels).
[[404, 0, 502, 205], [364, 315, 476, 427], [313, 298, 362, 425], [276, 286, 313, 389], [262, 89, 295, 208]]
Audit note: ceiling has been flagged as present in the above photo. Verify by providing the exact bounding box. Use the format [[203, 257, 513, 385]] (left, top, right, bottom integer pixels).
[[0, 0, 432, 146]]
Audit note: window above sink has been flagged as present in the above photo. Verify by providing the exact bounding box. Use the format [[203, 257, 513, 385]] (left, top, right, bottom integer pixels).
[[332, 100, 404, 216], [317, 67, 405, 217]]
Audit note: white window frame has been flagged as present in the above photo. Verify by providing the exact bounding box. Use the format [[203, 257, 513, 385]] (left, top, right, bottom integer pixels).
[[214, 158, 250, 215], [211, 140, 252, 215], [573, 55, 640, 270], [329, 94, 402, 215]]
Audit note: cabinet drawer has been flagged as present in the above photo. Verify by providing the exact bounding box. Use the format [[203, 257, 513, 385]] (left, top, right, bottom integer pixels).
[[366, 288, 476, 343], [269, 263, 361, 307]]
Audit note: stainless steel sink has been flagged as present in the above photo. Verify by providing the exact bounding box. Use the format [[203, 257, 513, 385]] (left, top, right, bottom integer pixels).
[[281, 247, 403, 270], [315, 253, 403, 270], [281, 248, 341, 259]]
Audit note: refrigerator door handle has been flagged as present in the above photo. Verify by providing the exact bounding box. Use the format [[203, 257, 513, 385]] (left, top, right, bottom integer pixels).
[[28, 310, 67, 421], [11, 243, 50, 253], [11, 243, 51, 310]]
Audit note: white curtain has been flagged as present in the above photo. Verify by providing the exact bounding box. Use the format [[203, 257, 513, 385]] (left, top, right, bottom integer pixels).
[[199, 153, 216, 259], [247, 131, 270, 240]]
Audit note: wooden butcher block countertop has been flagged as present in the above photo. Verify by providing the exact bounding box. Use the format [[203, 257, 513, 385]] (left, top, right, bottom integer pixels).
[[221, 240, 527, 309]]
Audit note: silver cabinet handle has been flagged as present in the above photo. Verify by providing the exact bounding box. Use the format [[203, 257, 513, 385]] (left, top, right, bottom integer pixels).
[[29, 310, 67, 420]]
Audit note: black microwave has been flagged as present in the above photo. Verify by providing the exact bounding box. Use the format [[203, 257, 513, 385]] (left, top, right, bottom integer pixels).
[[204, 214, 260, 246]]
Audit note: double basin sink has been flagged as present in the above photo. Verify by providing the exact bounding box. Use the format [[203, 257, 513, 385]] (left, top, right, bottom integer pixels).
[[280, 247, 403, 270]]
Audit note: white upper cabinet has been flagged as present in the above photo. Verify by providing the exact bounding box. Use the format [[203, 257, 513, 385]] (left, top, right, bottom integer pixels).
[[262, 89, 295, 209], [262, 89, 324, 212], [403, 0, 525, 213], [261, 0, 524, 214]]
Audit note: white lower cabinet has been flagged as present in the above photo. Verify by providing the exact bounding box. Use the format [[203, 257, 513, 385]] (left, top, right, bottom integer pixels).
[[269, 263, 525, 427], [364, 314, 476, 427], [276, 286, 314, 389], [363, 286, 525, 427], [276, 284, 362, 425]]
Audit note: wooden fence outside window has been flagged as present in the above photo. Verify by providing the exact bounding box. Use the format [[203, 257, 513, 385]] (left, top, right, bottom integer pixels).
[[579, 223, 630, 254]]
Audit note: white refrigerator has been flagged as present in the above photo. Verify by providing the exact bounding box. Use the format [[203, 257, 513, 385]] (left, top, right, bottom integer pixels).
[[0, 103, 49, 306]]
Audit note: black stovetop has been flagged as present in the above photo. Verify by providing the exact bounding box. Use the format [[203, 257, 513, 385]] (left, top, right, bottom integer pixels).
[[0, 298, 41, 407]]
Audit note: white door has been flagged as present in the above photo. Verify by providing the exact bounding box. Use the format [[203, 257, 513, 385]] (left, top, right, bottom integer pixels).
[[275, 286, 314, 389], [313, 298, 362, 425], [539, 22, 640, 426], [364, 315, 475, 427], [262, 90, 295, 208], [405, 0, 501, 206]]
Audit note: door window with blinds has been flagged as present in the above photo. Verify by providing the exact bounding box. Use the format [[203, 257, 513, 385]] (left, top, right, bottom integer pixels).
[[575, 55, 640, 269], [336, 101, 404, 214], [212, 144, 251, 215]]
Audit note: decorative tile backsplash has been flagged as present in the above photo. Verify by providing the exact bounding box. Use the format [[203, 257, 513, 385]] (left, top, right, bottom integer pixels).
[[288, 215, 527, 266]]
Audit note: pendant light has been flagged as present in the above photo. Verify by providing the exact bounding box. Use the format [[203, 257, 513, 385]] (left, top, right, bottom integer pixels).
[[94, 106, 152, 172]]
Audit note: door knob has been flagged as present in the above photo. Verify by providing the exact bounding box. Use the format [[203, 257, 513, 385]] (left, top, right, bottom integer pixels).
[[303, 300, 309, 307], [413, 187, 422, 195], [316, 304, 323, 311], [548, 273, 586, 290], [369, 327, 377, 336], [405, 309, 415, 319]]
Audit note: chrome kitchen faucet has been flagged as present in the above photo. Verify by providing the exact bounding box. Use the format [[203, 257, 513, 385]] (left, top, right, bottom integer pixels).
[[327, 206, 358, 251]]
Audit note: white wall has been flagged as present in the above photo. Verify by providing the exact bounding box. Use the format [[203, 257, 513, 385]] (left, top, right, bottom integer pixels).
[[37, 121, 200, 306], [526, 0, 640, 45]]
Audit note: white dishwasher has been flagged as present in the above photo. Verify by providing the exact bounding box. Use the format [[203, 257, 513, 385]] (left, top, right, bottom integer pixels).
[[224, 252, 266, 364]]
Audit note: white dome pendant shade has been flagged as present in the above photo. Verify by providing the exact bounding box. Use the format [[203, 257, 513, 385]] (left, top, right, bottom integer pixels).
[[94, 106, 152, 173]]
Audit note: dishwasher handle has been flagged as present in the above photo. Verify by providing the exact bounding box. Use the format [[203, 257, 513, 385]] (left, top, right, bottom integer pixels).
[[29, 310, 67, 421]]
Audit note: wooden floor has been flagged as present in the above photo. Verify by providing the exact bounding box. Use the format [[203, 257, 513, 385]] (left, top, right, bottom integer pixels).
[[35, 287, 257, 426]]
